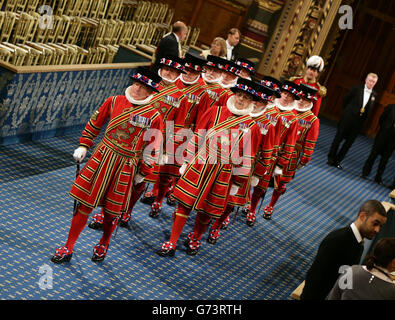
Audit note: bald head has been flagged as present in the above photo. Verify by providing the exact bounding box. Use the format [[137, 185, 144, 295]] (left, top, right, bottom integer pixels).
[[173, 21, 188, 42]]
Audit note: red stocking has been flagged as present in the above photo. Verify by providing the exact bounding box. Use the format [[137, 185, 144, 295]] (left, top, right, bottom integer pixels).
[[169, 204, 191, 246], [65, 203, 92, 252]]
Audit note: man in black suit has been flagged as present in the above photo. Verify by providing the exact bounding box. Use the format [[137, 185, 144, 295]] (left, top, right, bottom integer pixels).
[[152, 21, 188, 73], [225, 28, 241, 61], [362, 104, 395, 185], [300, 199, 387, 300], [327, 73, 378, 169]]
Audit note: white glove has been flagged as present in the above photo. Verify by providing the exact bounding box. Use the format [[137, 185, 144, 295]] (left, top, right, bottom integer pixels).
[[134, 173, 145, 185], [250, 175, 259, 187], [273, 165, 283, 176], [73, 146, 87, 163], [179, 163, 187, 175], [229, 184, 239, 196], [159, 154, 168, 165]]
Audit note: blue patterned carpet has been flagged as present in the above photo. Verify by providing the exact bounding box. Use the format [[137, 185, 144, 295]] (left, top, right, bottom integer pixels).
[[0, 118, 394, 300]]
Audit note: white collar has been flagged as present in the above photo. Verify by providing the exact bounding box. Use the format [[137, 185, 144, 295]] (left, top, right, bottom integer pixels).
[[158, 69, 180, 84], [294, 101, 313, 112], [226, 95, 254, 116], [173, 32, 180, 43], [202, 72, 222, 84], [180, 73, 200, 85], [249, 107, 267, 118], [274, 98, 295, 111], [350, 223, 363, 243], [364, 84, 372, 92], [125, 86, 154, 105], [226, 40, 234, 50]]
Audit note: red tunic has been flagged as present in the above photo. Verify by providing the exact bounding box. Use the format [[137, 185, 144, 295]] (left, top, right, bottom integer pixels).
[[161, 77, 208, 177], [194, 83, 227, 125], [228, 108, 277, 207], [279, 108, 319, 184], [69, 95, 163, 215], [172, 105, 260, 218], [142, 83, 186, 183], [255, 102, 298, 190]]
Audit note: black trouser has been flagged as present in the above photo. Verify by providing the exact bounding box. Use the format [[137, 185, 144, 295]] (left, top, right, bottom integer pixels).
[[328, 125, 360, 164], [362, 145, 394, 180]]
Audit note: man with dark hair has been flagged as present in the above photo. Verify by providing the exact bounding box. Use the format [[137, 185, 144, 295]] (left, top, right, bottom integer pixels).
[[300, 199, 387, 300], [152, 21, 188, 73]]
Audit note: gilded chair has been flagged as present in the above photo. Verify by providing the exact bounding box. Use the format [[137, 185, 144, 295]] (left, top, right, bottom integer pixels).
[[0, 12, 18, 43], [55, 15, 71, 43], [2, 42, 28, 66], [55, 0, 69, 16], [106, 0, 123, 20], [17, 43, 41, 65], [65, 16, 82, 44], [13, 12, 36, 44], [15, 0, 28, 12], [25, 0, 40, 13], [0, 45, 12, 64], [140, 1, 151, 22], [5, 0, 18, 12]]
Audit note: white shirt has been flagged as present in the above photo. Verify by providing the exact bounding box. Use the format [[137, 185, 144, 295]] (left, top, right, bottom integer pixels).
[[350, 223, 363, 244], [173, 33, 182, 57], [226, 40, 234, 60], [362, 84, 372, 108]]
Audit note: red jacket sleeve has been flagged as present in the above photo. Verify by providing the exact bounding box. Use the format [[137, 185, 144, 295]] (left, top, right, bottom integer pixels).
[[79, 96, 114, 149]]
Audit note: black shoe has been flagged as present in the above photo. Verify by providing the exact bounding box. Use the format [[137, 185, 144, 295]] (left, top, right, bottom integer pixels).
[[88, 221, 103, 230], [186, 246, 199, 256], [156, 248, 175, 257], [375, 178, 384, 186], [140, 195, 156, 205], [207, 237, 217, 245], [120, 220, 130, 229], [360, 174, 367, 179], [241, 206, 249, 216], [51, 246, 72, 264], [335, 163, 343, 170], [166, 196, 176, 207], [327, 159, 335, 166], [91, 244, 108, 262], [246, 220, 255, 227], [157, 242, 175, 257]]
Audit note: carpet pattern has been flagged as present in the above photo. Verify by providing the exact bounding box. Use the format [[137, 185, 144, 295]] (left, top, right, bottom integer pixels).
[[0, 118, 394, 300]]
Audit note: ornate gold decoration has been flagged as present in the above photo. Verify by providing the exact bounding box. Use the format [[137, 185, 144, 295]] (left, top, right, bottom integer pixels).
[[256, 0, 284, 13]]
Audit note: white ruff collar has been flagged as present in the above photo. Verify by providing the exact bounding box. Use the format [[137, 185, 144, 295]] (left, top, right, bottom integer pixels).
[[202, 72, 222, 84], [158, 69, 180, 84], [125, 86, 154, 105], [220, 78, 238, 88], [180, 73, 200, 85], [274, 98, 295, 111], [226, 95, 254, 116], [250, 106, 268, 118], [294, 101, 313, 112]]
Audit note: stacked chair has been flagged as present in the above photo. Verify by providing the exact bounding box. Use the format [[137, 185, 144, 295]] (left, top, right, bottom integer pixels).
[[0, 0, 197, 66]]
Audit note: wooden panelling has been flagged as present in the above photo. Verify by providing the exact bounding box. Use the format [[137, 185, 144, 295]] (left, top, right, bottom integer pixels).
[[320, 0, 395, 136]]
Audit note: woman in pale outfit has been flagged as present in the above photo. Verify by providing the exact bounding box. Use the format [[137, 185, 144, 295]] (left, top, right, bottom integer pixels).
[[327, 237, 395, 300], [200, 37, 227, 59]]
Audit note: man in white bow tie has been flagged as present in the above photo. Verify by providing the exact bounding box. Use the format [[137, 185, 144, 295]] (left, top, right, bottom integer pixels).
[[327, 73, 378, 169]]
